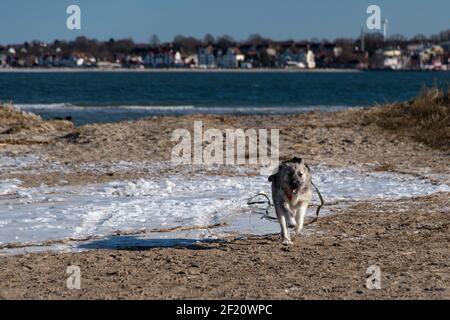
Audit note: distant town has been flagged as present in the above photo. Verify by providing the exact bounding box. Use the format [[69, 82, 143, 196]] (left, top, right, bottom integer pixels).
[[1, 30, 450, 71]]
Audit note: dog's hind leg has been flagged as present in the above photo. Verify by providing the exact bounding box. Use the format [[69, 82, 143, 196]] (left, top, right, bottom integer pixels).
[[295, 202, 309, 235]]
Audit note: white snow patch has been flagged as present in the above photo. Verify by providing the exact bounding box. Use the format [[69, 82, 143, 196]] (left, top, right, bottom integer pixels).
[[0, 179, 23, 196], [0, 166, 448, 252]]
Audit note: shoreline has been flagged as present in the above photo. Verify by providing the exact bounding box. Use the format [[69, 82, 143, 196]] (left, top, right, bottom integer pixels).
[[0, 68, 447, 73], [0, 67, 363, 73]]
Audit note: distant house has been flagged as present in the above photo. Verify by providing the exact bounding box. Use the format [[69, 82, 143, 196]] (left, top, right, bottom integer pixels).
[[383, 49, 404, 70], [279, 48, 305, 67], [440, 41, 450, 69], [266, 47, 277, 57], [125, 55, 144, 68], [217, 48, 244, 68], [174, 51, 183, 66], [59, 55, 78, 68], [23, 55, 38, 67], [144, 51, 166, 67], [198, 45, 216, 68], [0, 54, 7, 67], [440, 41, 450, 50], [279, 48, 315, 69], [405, 44, 445, 70], [406, 44, 425, 69], [422, 45, 444, 70], [184, 54, 198, 67], [306, 50, 316, 69], [143, 52, 157, 67], [142, 48, 184, 68]]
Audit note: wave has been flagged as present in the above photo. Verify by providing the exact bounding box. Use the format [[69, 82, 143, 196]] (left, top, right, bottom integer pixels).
[[13, 103, 358, 125], [15, 103, 354, 114], [15, 104, 197, 111]]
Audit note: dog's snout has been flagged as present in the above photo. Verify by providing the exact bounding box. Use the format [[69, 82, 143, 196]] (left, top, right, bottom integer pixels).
[[291, 179, 300, 188]]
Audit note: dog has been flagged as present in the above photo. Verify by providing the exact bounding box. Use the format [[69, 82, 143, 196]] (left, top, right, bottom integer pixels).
[[268, 157, 313, 245]]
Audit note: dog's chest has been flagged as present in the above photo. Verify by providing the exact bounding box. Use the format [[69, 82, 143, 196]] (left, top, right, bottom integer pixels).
[[286, 195, 302, 210]]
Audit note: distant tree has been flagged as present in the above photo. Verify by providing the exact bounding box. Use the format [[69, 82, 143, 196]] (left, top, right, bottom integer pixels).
[[108, 38, 135, 54], [389, 34, 406, 42], [438, 29, 450, 41], [73, 36, 90, 52], [335, 38, 354, 46], [203, 33, 215, 45], [173, 35, 202, 54], [363, 32, 384, 55], [411, 34, 427, 42], [149, 34, 160, 47], [387, 34, 408, 49], [247, 33, 264, 45], [430, 34, 442, 44], [216, 34, 235, 50], [259, 50, 275, 67]]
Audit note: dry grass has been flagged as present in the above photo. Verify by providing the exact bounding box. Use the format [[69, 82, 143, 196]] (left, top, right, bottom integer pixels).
[[373, 162, 396, 172], [0, 104, 74, 137], [360, 87, 450, 151], [0, 104, 42, 133]]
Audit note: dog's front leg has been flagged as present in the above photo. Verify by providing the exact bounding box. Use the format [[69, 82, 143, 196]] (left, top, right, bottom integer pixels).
[[283, 203, 297, 228], [294, 202, 309, 235], [275, 203, 293, 245]]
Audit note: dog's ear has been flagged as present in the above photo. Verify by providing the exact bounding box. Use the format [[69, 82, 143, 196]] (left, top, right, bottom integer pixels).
[[296, 157, 310, 171], [291, 157, 310, 170], [268, 164, 283, 182]]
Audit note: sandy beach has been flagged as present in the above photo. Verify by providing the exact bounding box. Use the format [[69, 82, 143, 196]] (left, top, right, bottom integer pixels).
[[0, 90, 449, 299], [1, 192, 449, 300]]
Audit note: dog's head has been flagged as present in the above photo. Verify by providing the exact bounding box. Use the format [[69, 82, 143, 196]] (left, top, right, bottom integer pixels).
[[268, 157, 311, 195]]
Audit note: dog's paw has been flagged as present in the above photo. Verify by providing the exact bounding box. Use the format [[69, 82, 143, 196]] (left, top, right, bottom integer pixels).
[[287, 216, 297, 228], [282, 239, 294, 246]]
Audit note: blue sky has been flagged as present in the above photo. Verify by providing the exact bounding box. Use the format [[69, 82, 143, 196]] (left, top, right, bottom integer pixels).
[[0, 0, 449, 44]]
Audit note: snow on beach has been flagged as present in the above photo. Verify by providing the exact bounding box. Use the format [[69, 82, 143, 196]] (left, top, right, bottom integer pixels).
[[0, 162, 448, 254]]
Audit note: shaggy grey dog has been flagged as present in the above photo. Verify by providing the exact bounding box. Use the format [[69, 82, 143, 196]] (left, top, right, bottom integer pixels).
[[268, 157, 313, 245]]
